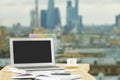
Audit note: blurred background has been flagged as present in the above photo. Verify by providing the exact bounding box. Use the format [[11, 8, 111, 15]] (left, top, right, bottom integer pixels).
[[0, 0, 120, 80]]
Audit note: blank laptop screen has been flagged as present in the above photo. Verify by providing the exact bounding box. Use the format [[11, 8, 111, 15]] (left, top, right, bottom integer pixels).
[[12, 40, 52, 64]]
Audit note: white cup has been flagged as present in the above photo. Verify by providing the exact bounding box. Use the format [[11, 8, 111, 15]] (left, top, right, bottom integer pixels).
[[67, 58, 77, 66]]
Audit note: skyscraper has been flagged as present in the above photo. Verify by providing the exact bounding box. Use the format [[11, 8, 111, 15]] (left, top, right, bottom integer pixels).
[[30, 0, 41, 33], [77, 16, 83, 32], [66, 0, 74, 26], [30, 10, 35, 27], [41, 10, 47, 28], [67, 0, 79, 21], [67, 0, 72, 7], [75, 0, 79, 18], [31, 0, 41, 33], [65, 0, 83, 33], [47, 0, 55, 31], [55, 8, 61, 26], [66, 0, 78, 32], [35, 0, 40, 28], [116, 14, 120, 28]]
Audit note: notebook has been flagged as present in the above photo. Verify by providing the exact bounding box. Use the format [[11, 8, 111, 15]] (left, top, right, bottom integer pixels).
[[9, 38, 63, 71]]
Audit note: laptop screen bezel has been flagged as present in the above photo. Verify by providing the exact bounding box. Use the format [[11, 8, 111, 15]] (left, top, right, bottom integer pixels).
[[9, 38, 55, 67]]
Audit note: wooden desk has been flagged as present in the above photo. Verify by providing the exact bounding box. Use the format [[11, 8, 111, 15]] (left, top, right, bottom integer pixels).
[[0, 64, 96, 80]]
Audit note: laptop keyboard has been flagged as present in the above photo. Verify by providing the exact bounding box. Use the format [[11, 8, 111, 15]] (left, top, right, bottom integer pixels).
[[17, 66, 64, 71], [32, 66, 60, 68], [18, 65, 59, 69]]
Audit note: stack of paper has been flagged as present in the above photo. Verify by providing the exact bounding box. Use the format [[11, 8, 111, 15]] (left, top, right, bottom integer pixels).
[[11, 71, 81, 80], [11, 74, 35, 80], [36, 74, 81, 80]]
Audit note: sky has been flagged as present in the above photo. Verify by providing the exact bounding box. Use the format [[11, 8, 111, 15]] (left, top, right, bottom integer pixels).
[[0, 0, 120, 27]]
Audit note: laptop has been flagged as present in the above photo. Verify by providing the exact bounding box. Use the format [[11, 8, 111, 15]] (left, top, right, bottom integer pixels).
[[9, 38, 63, 71]]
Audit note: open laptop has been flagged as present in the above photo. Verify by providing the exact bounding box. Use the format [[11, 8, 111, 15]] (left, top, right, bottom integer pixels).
[[9, 38, 63, 71]]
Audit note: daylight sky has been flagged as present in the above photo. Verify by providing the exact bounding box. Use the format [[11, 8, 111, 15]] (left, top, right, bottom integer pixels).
[[0, 0, 120, 26]]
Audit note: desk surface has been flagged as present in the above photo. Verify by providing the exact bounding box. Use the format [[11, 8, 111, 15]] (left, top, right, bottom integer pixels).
[[0, 64, 96, 80]]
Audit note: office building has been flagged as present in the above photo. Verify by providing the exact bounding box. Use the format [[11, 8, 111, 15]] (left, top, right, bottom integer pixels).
[[66, 0, 83, 33], [116, 14, 120, 28], [30, 0, 61, 32], [55, 8, 61, 26], [66, 0, 78, 22], [30, 10, 35, 27], [40, 10, 47, 28], [67, 0, 72, 7], [66, 0, 72, 25], [75, 0, 79, 18], [77, 16, 83, 32], [66, 0, 74, 32], [47, 0, 55, 31]]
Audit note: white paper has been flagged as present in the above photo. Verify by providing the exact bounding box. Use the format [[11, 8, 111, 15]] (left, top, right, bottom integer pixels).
[[9, 68, 27, 74], [36, 76, 60, 80], [30, 71, 52, 76], [11, 75, 35, 79], [11, 70, 81, 80], [36, 74, 81, 80]]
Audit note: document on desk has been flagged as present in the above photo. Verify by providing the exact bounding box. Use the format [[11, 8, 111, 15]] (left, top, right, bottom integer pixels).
[[11, 74, 36, 79], [9, 68, 27, 74], [11, 71, 81, 80], [36, 74, 81, 80]]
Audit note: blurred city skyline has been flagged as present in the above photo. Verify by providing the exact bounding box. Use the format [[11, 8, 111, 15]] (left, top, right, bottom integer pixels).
[[0, 0, 120, 26]]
